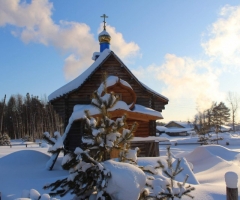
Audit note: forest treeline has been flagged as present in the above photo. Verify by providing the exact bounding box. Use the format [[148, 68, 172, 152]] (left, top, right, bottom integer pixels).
[[0, 93, 63, 140]]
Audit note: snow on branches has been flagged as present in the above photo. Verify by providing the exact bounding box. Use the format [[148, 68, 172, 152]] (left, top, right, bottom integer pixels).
[[141, 146, 195, 200], [80, 89, 136, 162], [42, 85, 139, 199], [0, 133, 11, 146], [42, 131, 65, 170]]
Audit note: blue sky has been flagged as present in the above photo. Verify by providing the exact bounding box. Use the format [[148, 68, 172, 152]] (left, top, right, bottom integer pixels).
[[1, 0, 240, 122]]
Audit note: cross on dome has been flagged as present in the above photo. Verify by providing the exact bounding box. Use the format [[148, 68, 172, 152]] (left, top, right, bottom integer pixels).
[[98, 14, 111, 52], [101, 14, 108, 30]]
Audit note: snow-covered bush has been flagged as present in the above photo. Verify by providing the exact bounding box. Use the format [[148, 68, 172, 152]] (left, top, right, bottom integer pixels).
[[0, 132, 11, 146], [42, 131, 65, 170], [141, 146, 195, 199], [22, 135, 34, 142]]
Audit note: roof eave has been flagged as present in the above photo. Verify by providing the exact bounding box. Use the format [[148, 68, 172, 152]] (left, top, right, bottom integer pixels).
[[111, 52, 169, 103], [49, 51, 114, 102]]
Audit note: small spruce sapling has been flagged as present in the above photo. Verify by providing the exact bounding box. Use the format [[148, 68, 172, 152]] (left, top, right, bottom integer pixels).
[[197, 128, 223, 145], [0, 132, 11, 146], [142, 146, 195, 200]]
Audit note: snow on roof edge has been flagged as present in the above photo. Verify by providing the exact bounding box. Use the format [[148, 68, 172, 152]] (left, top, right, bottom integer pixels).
[[140, 82, 168, 101], [70, 102, 163, 123], [111, 52, 168, 102], [48, 49, 168, 102], [97, 76, 133, 95], [48, 49, 112, 101], [165, 121, 193, 128]]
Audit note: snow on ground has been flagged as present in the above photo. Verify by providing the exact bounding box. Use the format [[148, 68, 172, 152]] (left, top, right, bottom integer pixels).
[[1, 133, 240, 200], [159, 132, 240, 200], [0, 142, 70, 200]]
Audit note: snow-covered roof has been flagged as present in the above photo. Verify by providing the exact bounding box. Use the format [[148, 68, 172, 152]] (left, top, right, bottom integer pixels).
[[157, 125, 194, 133], [97, 76, 133, 95], [132, 104, 162, 117], [69, 101, 162, 123], [99, 30, 110, 37], [165, 121, 193, 128], [131, 136, 169, 142], [220, 125, 232, 131], [156, 126, 168, 131], [165, 128, 193, 133], [140, 82, 169, 101], [48, 49, 168, 102], [49, 49, 112, 101]]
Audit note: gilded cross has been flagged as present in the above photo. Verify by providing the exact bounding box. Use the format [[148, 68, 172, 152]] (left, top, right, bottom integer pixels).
[[101, 14, 108, 30]]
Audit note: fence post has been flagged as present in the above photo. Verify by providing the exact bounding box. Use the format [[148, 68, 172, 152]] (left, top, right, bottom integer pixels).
[[225, 171, 238, 200]]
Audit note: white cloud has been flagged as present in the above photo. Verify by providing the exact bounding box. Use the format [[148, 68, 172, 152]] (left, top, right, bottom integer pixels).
[[133, 5, 240, 117], [0, 0, 53, 28], [0, 0, 140, 80], [133, 54, 224, 112], [63, 54, 90, 81], [202, 5, 240, 67]]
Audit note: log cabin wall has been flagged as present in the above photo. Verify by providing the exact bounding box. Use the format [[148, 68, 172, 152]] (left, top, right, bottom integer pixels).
[[126, 119, 149, 137], [106, 84, 135, 105], [64, 120, 83, 151]]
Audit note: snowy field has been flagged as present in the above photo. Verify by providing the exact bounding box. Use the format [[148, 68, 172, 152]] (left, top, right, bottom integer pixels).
[[1, 132, 240, 200]]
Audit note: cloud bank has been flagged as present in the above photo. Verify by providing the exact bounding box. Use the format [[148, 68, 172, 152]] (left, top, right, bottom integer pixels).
[[202, 5, 240, 68], [133, 5, 240, 114], [0, 0, 140, 80], [1, 1, 240, 119], [133, 54, 223, 112]]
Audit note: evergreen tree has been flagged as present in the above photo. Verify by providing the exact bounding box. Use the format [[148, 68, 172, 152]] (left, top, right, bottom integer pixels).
[[43, 87, 136, 199], [212, 102, 230, 143], [3, 93, 63, 140], [212, 102, 230, 130], [0, 132, 11, 146], [142, 146, 195, 200]]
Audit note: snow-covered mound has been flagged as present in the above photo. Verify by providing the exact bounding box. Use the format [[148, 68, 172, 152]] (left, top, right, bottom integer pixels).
[[202, 145, 239, 161], [103, 160, 146, 200], [0, 150, 50, 174], [185, 145, 240, 174], [0, 150, 68, 200], [186, 145, 239, 162]]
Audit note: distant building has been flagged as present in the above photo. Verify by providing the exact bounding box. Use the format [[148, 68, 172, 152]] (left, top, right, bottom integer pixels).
[[218, 125, 232, 132], [156, 121, 195, 136]]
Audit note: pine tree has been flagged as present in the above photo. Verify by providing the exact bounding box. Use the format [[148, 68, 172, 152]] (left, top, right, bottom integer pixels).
[[43, 86, 136, 199], [212, 102, 230, 143], [0, 132, 11, 146]]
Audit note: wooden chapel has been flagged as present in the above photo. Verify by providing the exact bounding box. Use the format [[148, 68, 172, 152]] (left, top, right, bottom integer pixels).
[[48, 15, 169, 156]]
